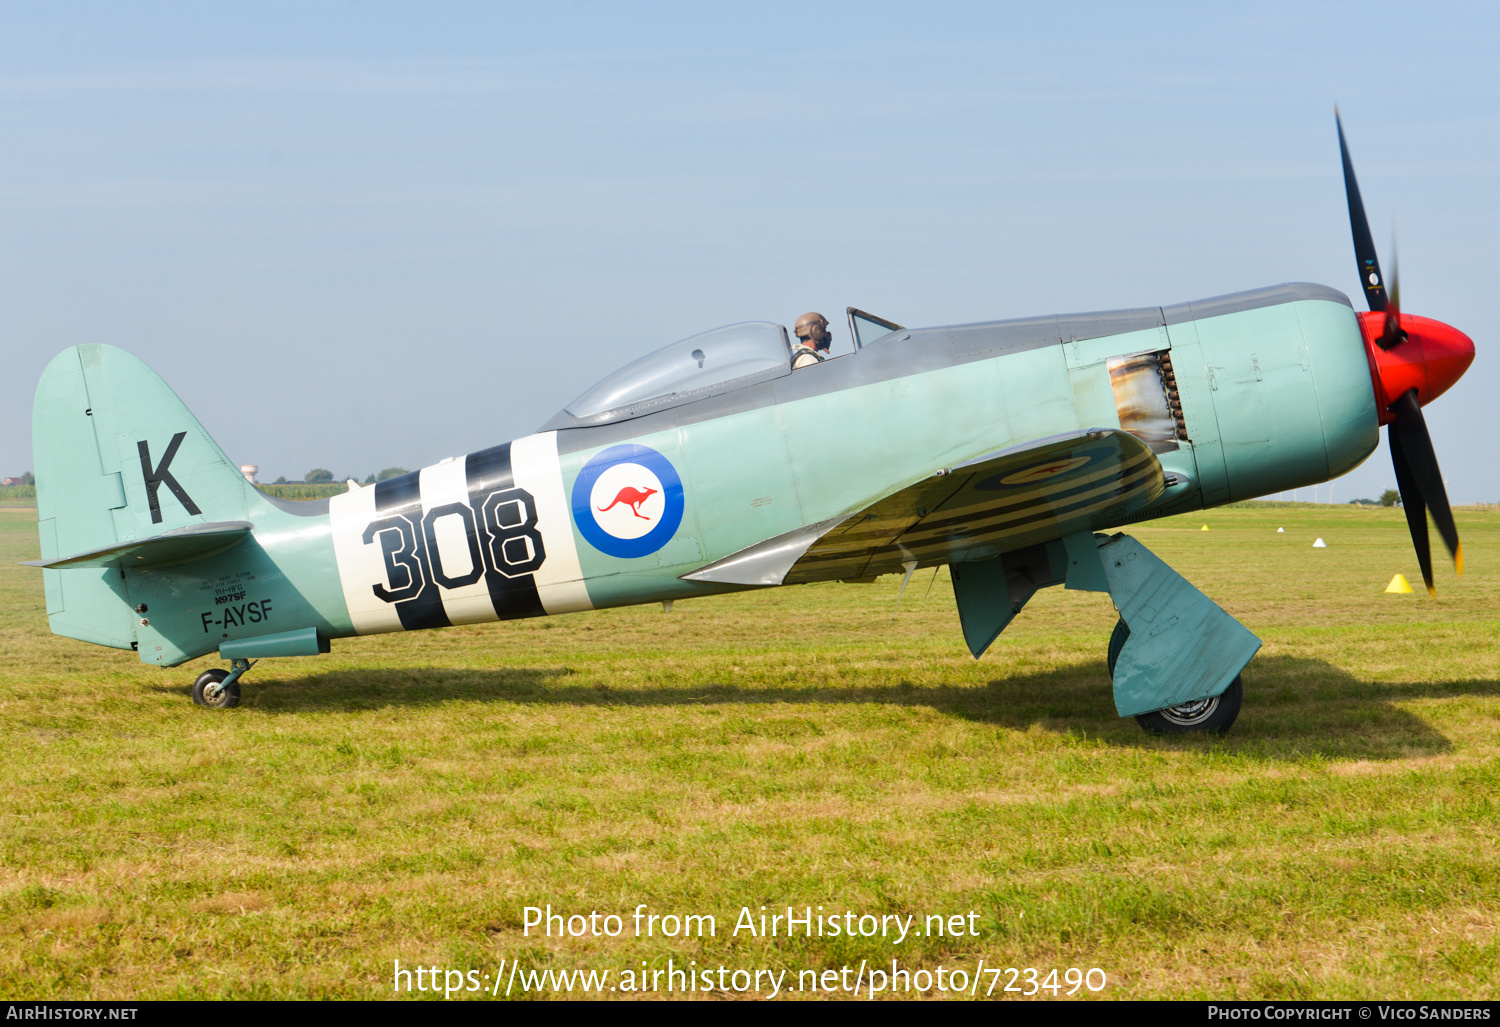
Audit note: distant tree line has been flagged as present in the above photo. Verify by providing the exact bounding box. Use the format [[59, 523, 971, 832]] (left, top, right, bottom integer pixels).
[[273, 467, 411, 486], [1346, 489, 1402, 507]]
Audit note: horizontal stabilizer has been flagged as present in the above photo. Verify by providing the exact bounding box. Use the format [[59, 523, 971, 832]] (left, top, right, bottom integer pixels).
[[22, 521, 254, 570]]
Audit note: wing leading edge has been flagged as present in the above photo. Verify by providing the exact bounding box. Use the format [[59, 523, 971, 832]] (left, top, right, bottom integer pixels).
[[683, 429, 1165, 587]]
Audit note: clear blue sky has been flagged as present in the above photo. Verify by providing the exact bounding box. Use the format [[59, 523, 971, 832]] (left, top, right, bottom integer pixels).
[[2, 2, 1495, 500]]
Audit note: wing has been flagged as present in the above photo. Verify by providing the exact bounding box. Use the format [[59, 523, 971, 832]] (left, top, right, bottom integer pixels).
[[683, 429, 1165, 587]]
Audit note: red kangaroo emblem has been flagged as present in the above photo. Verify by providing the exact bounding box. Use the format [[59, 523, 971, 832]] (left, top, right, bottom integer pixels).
[[597, 486, 658, 520]]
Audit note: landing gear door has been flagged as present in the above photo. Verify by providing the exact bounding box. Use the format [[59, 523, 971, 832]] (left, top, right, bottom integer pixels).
[[846, 308, 904, 350]]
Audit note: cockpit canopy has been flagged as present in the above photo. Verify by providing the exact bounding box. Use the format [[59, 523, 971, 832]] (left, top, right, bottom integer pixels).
[[554, 321, 792, 426]]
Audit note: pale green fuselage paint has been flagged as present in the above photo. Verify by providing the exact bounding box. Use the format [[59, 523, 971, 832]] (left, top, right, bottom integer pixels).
[[1169, 295, 1377, 506], [566, 295, 1377, 609], [31, 292, 1378, 667], [126, 495, 354, 666]]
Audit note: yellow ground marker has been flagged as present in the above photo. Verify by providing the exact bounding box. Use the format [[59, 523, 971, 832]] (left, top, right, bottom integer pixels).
[[1385, 574, 1413, 594], [1200, 525, 1209, 531]]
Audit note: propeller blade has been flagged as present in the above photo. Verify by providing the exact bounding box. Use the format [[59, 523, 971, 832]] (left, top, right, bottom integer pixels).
[[1336, 107, 1389, 312], [1389, 426, 1435, 595], [1377, 239, 1407, 350], [1376, 232, 1407, 350], [1387, 238, 1400, 316], [1390, 389, 1462, 572]]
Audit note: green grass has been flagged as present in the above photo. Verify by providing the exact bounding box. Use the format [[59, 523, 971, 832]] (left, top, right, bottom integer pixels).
[[0, 504, 1496, 999], [258, 483, 350, 501]]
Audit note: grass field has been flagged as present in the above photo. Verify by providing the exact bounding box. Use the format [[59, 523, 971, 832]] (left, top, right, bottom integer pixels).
[[0, 503, 1496, 1000]]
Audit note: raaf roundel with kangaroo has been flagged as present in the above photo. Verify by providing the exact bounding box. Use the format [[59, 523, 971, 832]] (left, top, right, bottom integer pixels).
[[599, 486, 658, 520], [24, 113, 1473, 733]]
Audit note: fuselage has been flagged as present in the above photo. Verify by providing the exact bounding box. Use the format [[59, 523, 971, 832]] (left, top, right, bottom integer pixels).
[[116, 282, 1379, 666]]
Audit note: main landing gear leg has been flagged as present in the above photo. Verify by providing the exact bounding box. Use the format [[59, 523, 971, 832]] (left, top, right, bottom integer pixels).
[[1063, 531, 1260, 736], [192, 658, 253, 709]]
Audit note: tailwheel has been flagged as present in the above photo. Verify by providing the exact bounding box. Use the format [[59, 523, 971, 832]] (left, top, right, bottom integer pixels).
[[192, 669, 225, 706], [192, 662, 247, 709], [1106, 618, 1243, 736]]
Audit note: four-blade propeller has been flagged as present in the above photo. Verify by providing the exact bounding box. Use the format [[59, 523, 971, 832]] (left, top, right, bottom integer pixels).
[[1336, 108, 1464, 594]]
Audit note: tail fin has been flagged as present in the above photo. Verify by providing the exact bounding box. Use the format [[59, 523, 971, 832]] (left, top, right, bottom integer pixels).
[[33, 344, 252, 649]]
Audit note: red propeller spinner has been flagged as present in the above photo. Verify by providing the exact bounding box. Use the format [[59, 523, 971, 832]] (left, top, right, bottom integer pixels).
[[1359, 311, 1475, 426]]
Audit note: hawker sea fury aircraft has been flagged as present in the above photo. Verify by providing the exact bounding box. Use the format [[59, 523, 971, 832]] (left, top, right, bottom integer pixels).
[[25, 114, 1474, 733]]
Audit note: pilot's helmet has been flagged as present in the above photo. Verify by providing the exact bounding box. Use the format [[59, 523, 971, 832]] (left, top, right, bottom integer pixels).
[[794, 312, 829, 342]]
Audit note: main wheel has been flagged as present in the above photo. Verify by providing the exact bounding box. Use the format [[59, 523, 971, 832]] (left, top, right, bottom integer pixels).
[[192, 668, 240, 709], [1109, 618, 1243, 735], [1106, 617, 1129, 678], [1135, 676, 1242, 736]]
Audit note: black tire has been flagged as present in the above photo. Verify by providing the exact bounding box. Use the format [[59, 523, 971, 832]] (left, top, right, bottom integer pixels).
[[1110, 618, 1243, 735], [1134, 675, 1243, 736], [1106, 617, 1129, 678], [192, 668, 240, 709]]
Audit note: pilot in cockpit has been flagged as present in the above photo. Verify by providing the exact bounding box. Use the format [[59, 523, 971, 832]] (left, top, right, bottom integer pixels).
[[791, 312, 832, 369]]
